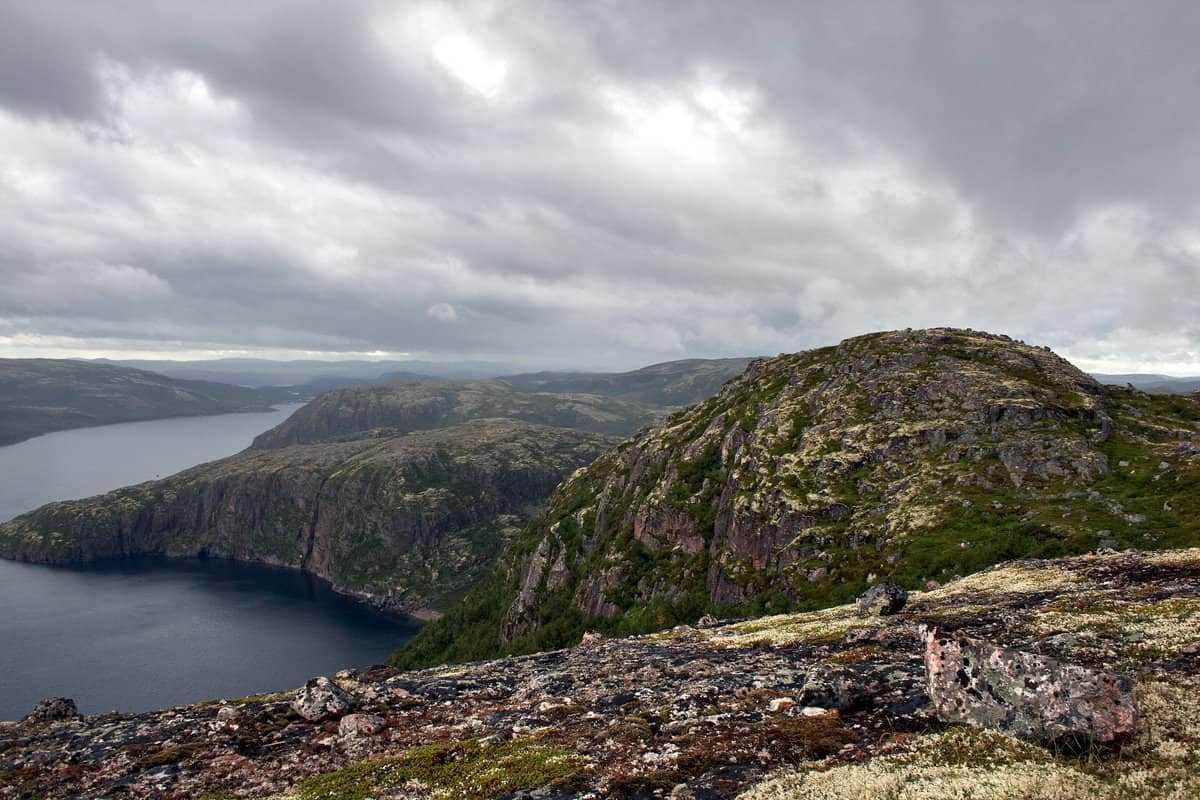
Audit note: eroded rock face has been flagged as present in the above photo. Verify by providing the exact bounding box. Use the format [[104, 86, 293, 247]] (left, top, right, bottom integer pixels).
[[920, 625, 1138, 744], [292, 677, 354, 722], [0, 419, 611, 616], [857, 583, 908, 617], [22, 697, 78, 722]]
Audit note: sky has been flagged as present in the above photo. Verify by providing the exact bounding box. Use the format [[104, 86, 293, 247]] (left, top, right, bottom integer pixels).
[[1, 1, 1198, 373]]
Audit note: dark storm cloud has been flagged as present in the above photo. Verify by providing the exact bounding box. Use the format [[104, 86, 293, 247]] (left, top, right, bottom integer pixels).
[[0, 0, 1198, 370]]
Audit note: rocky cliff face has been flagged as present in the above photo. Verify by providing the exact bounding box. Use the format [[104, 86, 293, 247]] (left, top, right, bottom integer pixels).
[[250, 380, 659, 449], [396, 328, 1200, 666], [0, 420, 611, 617], [4, 548, 1198, 799]]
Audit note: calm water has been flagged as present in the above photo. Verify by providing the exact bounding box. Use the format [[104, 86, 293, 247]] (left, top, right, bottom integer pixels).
[[0, 404, 304, 523], [0, 557, 416, 720], [0, 406, 417, 720]]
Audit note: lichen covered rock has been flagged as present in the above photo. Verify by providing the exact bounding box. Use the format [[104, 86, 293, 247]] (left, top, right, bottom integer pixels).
[[921, 625, 1137, 744], [292, 676, 354, 722]]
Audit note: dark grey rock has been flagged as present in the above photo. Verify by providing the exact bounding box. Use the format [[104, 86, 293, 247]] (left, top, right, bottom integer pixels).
[[23, 696, 79, 722], [856, 582, 908, 617]]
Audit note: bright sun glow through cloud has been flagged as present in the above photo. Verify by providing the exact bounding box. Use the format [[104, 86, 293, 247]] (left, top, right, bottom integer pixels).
[[433, 33, 507, 98]]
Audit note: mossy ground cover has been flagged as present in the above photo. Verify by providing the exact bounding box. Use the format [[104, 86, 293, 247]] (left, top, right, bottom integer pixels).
[[289, 737, 580, 800]]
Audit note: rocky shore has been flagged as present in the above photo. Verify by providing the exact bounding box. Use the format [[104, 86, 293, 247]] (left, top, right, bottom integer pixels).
[[3, 547, 1197, 799]]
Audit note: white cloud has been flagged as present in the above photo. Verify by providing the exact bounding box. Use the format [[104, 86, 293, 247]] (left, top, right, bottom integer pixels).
[[0, 1, 1197, 373]]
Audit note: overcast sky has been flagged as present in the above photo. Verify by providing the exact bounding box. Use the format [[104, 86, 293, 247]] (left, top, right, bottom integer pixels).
[[1, 1, 1198, 372]]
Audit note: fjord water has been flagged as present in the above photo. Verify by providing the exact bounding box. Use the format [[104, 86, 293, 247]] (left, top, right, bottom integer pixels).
[[0, 557, 416, 720], [0, 406, 417, 720], [0, 404, 304, 522]]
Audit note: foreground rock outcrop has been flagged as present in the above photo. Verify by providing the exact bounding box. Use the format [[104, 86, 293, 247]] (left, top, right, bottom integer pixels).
[[0, 420, 610, 616], [921, 626, 1137, 745], [396, 328, 1200, 667], [3, 548, 1198, 799]]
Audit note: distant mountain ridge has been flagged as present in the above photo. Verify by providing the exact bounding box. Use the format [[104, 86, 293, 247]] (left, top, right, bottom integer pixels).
[[96, 357, 531, 387], [0, 359, 297, 446], [249, 359, 757, 449], [1091, 372, 1200, 395], [249, 380, 659, 449], [502, 357, 755, 407]]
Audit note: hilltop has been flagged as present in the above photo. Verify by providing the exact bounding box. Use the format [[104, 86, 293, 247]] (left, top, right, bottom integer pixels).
[[396, 327, 1200, 667], [0, 359, 297, 446]]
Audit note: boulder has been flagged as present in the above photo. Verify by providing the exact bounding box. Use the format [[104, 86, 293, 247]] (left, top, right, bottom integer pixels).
[[291, 676, 354, 722], [920, 625, 1137, 745], [215, 705, 241, 726], [338, 713, 385, 737], [578, 631, 606, 647], [856, 582, 908, 617], [23, 697, 78, 722]]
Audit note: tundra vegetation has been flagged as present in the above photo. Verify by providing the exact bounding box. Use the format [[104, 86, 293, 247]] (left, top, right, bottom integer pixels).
[[2, 548, 1197, 798]]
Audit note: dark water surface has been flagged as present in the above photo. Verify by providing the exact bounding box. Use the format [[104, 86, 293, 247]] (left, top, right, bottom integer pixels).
[[0, 557, 416, 720], [0, 406, 418, 720]]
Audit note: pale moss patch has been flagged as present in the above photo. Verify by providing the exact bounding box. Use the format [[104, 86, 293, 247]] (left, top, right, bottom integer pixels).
[[738, 761, 1103, 800], [1132, 677, 1200, 763], [1143, 548, 1200, 568], [1022, 593, 1200, 665], [922, 561, 1082, 600], [740, 678, 1200, 800], [695, 604, 880, 649], [738, 728, 1098, 800]]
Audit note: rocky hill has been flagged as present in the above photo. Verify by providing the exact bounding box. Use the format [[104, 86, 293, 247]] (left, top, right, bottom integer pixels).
[[249, 380, 660, 450], [501, 357, 755, 407], [395, 328, 1200, 667], [2, 548, 1197, 799], [0, 420, 610, 617], [0, 359, 296, 446]]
